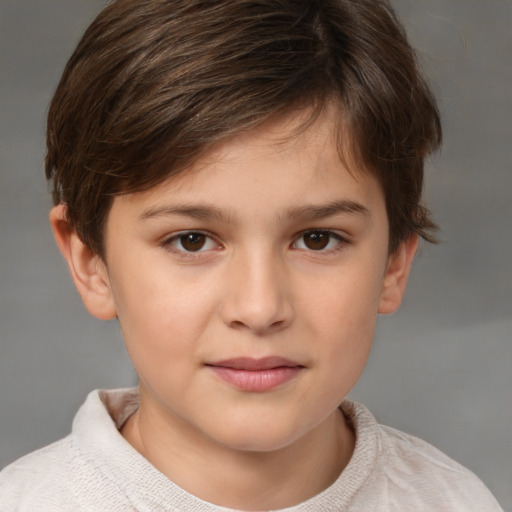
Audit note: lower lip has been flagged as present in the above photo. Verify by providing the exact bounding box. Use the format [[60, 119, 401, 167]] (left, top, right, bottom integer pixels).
[[209, 366, 303, 392]]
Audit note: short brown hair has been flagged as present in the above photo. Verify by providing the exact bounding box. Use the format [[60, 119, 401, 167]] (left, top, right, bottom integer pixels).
[[46, 0, 441, 256]]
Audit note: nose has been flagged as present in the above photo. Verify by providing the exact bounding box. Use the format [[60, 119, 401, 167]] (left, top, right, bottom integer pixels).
[[220, 249, 294, 335]]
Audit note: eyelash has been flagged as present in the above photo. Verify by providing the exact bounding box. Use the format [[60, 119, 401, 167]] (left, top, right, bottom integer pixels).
[[292, 229, 349, 254], [161, 231, 221, 258], [160, 229, 350, 257]]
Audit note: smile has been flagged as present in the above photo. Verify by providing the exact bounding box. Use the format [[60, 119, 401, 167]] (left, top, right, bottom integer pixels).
[[206, 357, 304, 392]]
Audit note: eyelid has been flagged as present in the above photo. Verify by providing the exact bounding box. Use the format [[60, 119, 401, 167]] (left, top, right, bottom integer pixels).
[[161, 230, 222, 254], [292, 229, 350, 252], [159, 228, 350, 256]]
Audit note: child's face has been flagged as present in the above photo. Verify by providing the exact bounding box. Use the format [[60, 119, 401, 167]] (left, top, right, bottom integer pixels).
[[87, 109, 413, 452]]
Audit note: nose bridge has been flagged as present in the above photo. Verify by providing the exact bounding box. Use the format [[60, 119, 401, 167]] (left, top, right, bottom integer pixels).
[[221, 243, 292, 334]]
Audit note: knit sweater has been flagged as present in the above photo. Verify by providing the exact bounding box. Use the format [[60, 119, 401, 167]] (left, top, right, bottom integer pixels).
[[0, 389, 504, 511]]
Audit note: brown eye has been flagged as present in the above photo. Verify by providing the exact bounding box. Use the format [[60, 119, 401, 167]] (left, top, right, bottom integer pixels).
[[293, 230, 345, 252], [302, 231, 331, 250], [179, 232, 207, 252], [165, 231, 219, 255]]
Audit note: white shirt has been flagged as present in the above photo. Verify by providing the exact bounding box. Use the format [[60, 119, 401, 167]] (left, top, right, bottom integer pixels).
[[0, 389, 504, 511]]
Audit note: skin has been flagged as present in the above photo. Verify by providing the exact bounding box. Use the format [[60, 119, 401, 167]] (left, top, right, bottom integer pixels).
[[51, 108, 417, 510]]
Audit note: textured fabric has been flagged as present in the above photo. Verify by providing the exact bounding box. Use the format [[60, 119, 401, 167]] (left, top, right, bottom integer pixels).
[[0, 389, 504, 511]]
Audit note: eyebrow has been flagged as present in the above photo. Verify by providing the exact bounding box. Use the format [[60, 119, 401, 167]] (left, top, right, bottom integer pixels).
[[140, 204, 233, 222], [285, 199, 370, 221], [140, 199, 369, 223]]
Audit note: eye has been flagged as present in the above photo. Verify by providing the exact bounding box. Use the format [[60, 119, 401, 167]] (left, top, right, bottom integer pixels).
[[165, 231, 219, 253], [293, 230, 345, 252]]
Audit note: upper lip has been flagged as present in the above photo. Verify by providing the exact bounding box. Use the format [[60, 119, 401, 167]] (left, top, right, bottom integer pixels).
[[206, 357, 303, 371]]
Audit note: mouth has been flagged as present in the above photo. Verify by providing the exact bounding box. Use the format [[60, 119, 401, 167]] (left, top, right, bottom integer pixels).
[[205, 357, 305, 392]]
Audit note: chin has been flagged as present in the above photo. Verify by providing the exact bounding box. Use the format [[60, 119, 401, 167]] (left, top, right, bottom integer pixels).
[[219, 434, 298, 454], [208, 417, 308, 454]]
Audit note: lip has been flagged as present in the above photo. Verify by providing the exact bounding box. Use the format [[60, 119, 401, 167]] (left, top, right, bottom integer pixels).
[[206, 357, 304, 392]]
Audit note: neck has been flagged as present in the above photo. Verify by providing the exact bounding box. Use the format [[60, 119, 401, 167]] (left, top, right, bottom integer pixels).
[[121, 389, 355, 510]]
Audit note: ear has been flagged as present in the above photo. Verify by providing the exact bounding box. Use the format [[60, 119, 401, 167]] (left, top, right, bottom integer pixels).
[[50, 204, 117, 320], [377, 234, 419, 315]]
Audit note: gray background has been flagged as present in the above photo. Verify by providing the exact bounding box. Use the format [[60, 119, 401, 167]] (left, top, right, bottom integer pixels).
[[0, 1, 511, 509]]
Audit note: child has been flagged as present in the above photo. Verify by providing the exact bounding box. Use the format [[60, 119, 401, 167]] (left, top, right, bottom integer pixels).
[[0, 0, 504, 510]]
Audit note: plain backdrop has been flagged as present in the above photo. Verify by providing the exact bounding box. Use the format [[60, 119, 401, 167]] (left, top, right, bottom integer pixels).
[[0, 1, 511, 509]]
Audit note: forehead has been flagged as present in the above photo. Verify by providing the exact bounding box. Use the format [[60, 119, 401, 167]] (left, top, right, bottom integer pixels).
[[109, 108, 385, 223]]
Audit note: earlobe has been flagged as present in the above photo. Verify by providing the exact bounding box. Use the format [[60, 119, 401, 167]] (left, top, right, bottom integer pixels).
[[49, 204, 117, 320], [377, 235, 419, 315]]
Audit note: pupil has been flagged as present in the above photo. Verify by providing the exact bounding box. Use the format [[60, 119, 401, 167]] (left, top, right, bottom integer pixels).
[[304, 232, 329, 250], [181, 233, 206, 251]]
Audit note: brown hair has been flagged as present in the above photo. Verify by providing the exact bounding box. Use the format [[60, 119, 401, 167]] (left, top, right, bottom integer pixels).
[[46, 0, 441, 257]]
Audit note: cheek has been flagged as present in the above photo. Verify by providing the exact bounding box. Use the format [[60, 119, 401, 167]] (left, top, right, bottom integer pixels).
[[302, 263, 384, 381], [109, 262, 220, 365], [306, 264, 384, 335]]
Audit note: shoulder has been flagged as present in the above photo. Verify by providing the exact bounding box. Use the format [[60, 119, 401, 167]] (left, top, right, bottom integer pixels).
[[0, 436, 81, 510], [377, 423, 504, 511], [0, 389, 140, 511], [342, 401, 503, 511]]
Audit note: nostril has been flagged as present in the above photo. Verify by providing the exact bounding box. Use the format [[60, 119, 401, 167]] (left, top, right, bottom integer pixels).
[[221, 284, 294, 334], [269, 319, 286, 330], [229, 318, 287, 335]]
